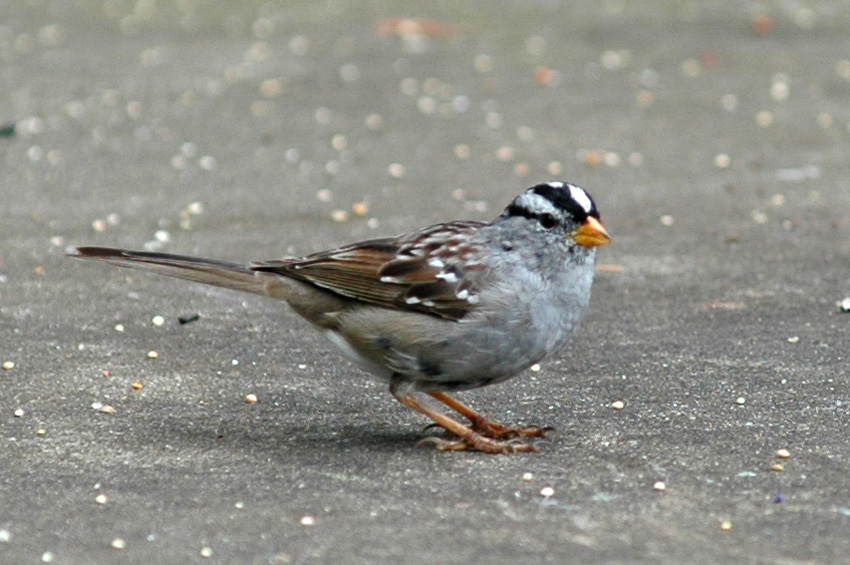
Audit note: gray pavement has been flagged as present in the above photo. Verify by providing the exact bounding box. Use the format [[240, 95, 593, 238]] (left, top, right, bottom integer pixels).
[[2, 1, 850, 563]]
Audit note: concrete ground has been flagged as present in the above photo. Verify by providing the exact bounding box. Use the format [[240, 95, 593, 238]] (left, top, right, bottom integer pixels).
[[2, 1, 850, 563]]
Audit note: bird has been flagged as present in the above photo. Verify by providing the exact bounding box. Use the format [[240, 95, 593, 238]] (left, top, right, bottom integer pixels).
[[71, 181, 610, 453]]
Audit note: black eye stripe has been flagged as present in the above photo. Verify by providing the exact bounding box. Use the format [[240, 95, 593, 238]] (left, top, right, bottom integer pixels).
[[504, 205, 560, 228]]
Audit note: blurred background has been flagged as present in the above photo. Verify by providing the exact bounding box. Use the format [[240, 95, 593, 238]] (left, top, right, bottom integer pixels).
[[2, 2, 849, 563]]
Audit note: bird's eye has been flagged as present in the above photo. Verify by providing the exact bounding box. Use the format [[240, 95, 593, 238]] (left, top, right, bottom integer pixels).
[[539, 213, 557, 229]]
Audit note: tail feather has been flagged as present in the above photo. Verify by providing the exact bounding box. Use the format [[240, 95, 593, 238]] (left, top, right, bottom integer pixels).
[[71, 246, 270, 296]]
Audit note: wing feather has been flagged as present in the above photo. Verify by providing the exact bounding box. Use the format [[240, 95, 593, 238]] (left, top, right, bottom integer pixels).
[[252, 222, 486, 320]]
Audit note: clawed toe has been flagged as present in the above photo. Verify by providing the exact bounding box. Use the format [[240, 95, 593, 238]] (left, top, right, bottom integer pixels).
[[473, 421, 555, 440], [416, 436, 469, 451], [420, 422, 448, 435]]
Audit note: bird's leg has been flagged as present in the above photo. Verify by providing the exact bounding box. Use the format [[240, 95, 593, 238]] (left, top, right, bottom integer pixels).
[[390, 388, 536, 454], [427, 391, 553, 439]]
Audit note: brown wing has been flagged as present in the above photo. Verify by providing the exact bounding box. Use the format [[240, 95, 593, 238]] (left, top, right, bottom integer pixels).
[[251, 222, 487, 321]]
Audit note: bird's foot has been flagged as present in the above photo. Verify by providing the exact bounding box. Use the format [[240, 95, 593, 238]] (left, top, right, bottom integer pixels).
[[422, 420, 553, 440], [469, 418, 554, 439], [417, 434, 537, 454]]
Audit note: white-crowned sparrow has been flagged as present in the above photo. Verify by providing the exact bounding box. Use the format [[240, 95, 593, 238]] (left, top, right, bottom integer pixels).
[[72, 181, 610, 453]]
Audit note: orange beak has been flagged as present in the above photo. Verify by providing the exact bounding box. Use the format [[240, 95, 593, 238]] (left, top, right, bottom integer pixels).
[[572, 216, 611, 248]]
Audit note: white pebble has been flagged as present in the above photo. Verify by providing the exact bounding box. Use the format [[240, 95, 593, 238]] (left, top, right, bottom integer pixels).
[[198, 155, 216, 170], [755, 111, 774, 127], [539, 486, 555, 497], [714, 153, 730, 168], [2, 361, 14, 370], [300, 515, 316, 526], [111, 538, 126, 550], [653, 481, 666, 492], [0, 529, 10, 542], [611, 400, 625, 410], [522, 472, 533, 482], [152, 315, 165, 326]]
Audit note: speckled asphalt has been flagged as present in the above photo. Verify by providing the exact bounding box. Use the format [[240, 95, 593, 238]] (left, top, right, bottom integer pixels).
[[2, 2, 850, 563]]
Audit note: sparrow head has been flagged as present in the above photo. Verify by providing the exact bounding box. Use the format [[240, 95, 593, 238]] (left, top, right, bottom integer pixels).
[[501, 181, 611, 248]]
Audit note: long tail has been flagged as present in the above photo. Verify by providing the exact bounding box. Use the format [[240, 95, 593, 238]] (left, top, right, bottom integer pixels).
[[71, 246, 271, 296]]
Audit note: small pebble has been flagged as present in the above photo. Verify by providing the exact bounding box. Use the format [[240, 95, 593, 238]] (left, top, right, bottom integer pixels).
[[186, 201, 204, 215], [659, 214, 674, 227], [351, 201, 369, 216], [36, 428, 47, 436], [774, 493, 785, 504], [522, 472, 533, 482], [839, 298, 850, 312], [539, 486, 555, 497], [245, 394, 258, 404], [714, 153, 730, 168], [2, 361, 14, 370], [776, 448, 790, 459], [771, 462, 784, 472], [200, 546, 213, 558], [100, 405, 116, 415], [611, 400, 625, 410], [453, 144, 470, 160], [147, 351, 158, 359], [95, 494, 108, 505], [653, 481, 666, 492], [111, 538, 126, 550], [42, 552, 55, 563], [364, 113, 383, 130], [787, 336, 800, 344], [755, 111, 774, 127], [529, 363, 541, 372], [115, 324, 125, 332], [151, 315, 165, 326], [720, 520, 733, 531], [14, 408, 24, 417], [178, 313, 201, 325], [0, 529, 10, 542], [130, 382, 143, 391], [300, 515, 316, 526], [735, 397, 746, 405]]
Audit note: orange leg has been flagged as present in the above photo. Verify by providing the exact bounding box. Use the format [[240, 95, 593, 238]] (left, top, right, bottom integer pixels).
[[427, 391, 553, 439], [391, 390, 537, 454]]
